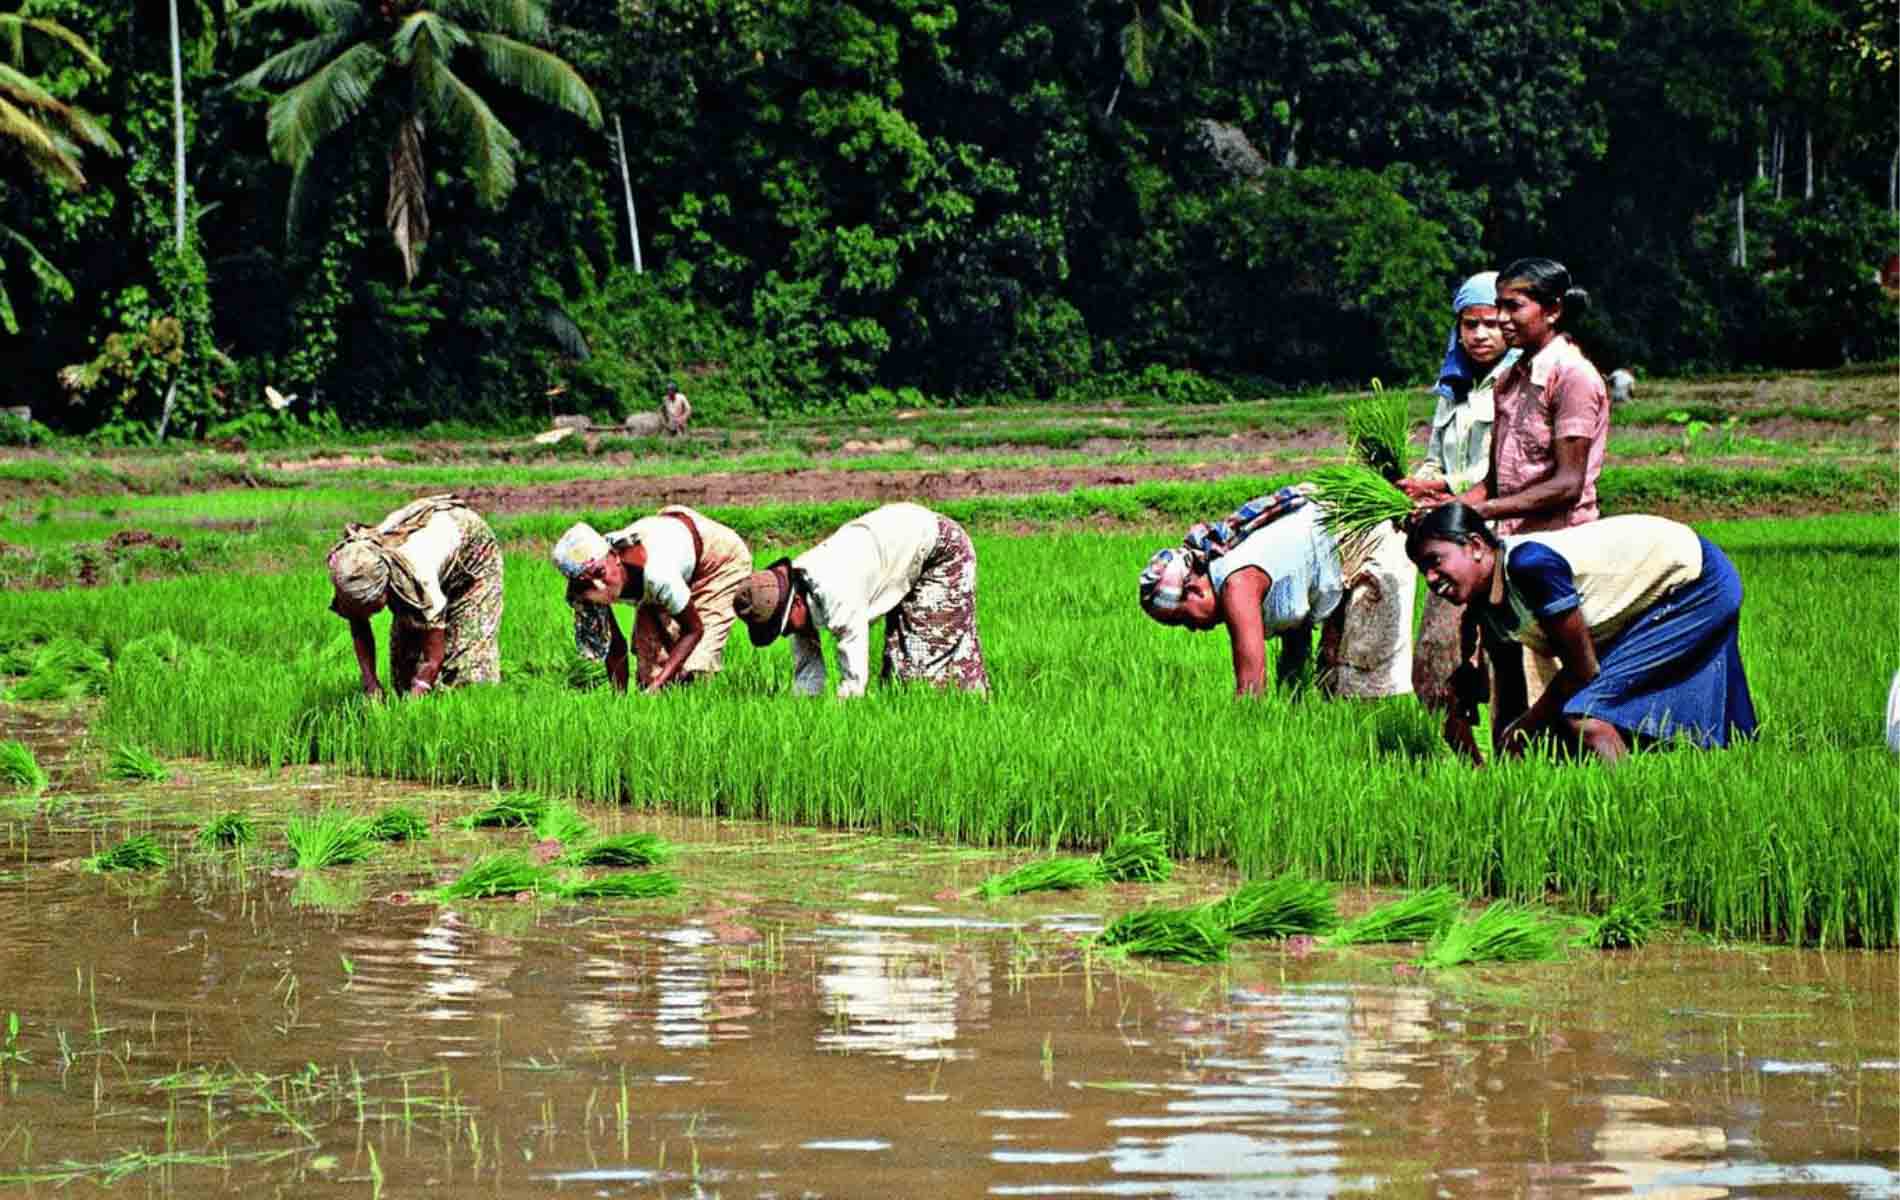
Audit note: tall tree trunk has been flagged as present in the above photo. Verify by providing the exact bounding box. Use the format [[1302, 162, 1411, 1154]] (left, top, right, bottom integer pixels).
[[1803, 124, 1813, 200], [156, 0, 186, 443], [612, 114, 643, 275], [1734, 190, 1746, 269], [1889, 145, 1897, 219], [1771, 124, 1783, 200]]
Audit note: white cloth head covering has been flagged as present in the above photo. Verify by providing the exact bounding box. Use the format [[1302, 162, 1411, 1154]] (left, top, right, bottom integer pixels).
[[552, 522, 611, 580]]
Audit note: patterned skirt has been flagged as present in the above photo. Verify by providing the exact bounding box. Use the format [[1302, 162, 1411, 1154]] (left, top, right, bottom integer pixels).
[[881, 515, 989, 694], [390, 514, 503, 690]]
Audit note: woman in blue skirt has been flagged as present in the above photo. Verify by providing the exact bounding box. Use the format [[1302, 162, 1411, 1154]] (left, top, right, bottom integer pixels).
[[1404, 502, 1756, 765]]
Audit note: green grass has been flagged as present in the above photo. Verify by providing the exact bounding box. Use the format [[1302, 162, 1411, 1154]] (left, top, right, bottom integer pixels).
[[553, 871, 680, 900], [365, 805, 429, 842], [105, 742, 169, 782], [283, 810, 377, 869], [431, 852, 553, 900], [1204, 874, 1338, 940], [84, 833, 167, 873], [0, 740, 49, 794], [1420, 901, 1566, 968], [195, 811, 255, 849], [458, 792, 549, 830], [1096, 906, 1234, 963], [978, 856, 1103, 899], [1325, 886, 1464, 946], [1581, 887, 1666, 949], [561, 832, 672, 868], [531, 802, 592, 845], [5, 637, 109, 701], [1097, 830, 1173, 883]]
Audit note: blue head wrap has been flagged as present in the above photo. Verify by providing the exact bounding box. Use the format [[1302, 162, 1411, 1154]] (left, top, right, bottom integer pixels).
[[1433, 271, 1503, 402]]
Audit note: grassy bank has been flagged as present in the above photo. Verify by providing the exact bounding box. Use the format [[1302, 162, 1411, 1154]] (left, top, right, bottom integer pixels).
[[4, 513, 1893, 948]]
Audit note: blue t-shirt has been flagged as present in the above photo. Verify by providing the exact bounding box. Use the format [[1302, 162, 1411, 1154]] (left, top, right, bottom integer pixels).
[[1476, 542, 1580, 643]]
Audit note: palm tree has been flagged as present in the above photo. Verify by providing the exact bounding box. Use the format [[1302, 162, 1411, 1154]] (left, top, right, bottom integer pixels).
[[233, 0, 603, 282], [1105, 0, 1214, 119], [0, 5, 119, 333]]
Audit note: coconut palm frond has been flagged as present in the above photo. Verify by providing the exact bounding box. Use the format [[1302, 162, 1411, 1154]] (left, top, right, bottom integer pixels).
[[390, 9, 472, 67], [264, 40, 386, 167], [0, 276, 14, 335], [1119, 18, 1151, 88], [3, 223, 74, 304], [0, 92, 84, 187], [444, 0, 549, 40], [231, 30, 357, 91], [418, 53, 521, 206], [469, 32, 601, 127], [0, 14, 108, 74], [234, 0, 362, 35], [1157, 1, 1211, 54]]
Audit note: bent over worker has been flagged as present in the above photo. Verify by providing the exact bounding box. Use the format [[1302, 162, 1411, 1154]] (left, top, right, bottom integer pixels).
[[326, 494, 503, 699], [552, 506, 752, 692], [732, 501, 989, 698]]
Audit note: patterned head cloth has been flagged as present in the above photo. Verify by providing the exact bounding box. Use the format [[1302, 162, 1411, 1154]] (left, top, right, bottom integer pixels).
[[1138, 547, 1202, 615], [327, 529, 391, 606], [552, 522, 611, 580]]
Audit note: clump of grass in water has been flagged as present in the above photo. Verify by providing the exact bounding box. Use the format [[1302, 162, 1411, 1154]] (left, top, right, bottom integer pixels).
[[458, 792, 548, 830], [1097, 906, 1233, 964], [553, 871, 680, 900], [562, 832, 672, 868], [1421, 901, 1565, 968], [365, 805, 428, 842], [284, 810, 377, 869], [1324, 885, 1463, 946], [1345, 382, 1412, 482], [105, 743, 169, 783], [1205, 874, 1338, 940], [1097, 830, 1172, 883], [432, 852, 554, 900], [1309, 466, 1413, 543], [531, 802, 592, 845], [7, 637, 110, 701], [0, 740, 49, 795], [85, 833, 167, 873], [978, 856, 1103, 899], [1580, 888, 1665, 949], [195, 811, 255, 849]]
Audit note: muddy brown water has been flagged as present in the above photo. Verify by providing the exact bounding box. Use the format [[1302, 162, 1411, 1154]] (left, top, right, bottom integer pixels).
[[0, 717, 1894, 1197]]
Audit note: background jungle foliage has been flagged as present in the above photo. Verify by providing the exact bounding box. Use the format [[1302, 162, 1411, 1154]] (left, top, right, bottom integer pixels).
[[0, 0, 1894, 436]]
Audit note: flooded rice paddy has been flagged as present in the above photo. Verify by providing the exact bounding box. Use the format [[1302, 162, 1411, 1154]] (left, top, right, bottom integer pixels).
[[0, 708, 1894, 1198]]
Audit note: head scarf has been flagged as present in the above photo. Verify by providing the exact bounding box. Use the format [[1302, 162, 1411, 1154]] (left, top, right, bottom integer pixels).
[[328, 495, 462, 612], [1138, 547, 1204, 615], [1433, 271, 1503, 402], [327, 530, 391, 606], [1451, 271, 1499, 315], [552, 522, 611, 580]]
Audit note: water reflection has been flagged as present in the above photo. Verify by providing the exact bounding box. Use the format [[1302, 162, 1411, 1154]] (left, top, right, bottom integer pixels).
[[812, 920, 991, 1061], [336, 906, 518, 1057]]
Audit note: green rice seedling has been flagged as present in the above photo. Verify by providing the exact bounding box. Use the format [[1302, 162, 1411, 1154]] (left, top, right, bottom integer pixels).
[[105, 742, 169, 782], [0, 626, 51, 675], [562, 832, 673, 868], [283, 810, 377, 869], [1345, 383, 1412, 481], [458, 792, 549, 830], [1096, 830, 1172, 883], [195, 811, 255, 849], [0, 741, 48, 795], [978, 856, 1105, 899], [553, 871, 680, 900], [85, 833, 167, 873], [1309, 466, 1413, 543], [531, 802, 592, 845], [115, 631, 187, 674], [1325, 886, 1463, 946], [432, 853, 555, 901], [365, 806, 429, 843], [7, 637, 110, 701], [1580, 888, 1665, 949], [1421, 901, 1565, 968], [1205, 874, 1338, 940], [1096, 906, 1233, 964]]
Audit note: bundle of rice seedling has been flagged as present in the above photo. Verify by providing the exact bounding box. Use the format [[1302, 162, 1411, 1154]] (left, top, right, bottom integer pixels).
[[977, 856, 1105, 899], [553, 871, 680, 900], [1580, 888, 1665, 950], [1324, 885, 1463, 946], [1096, 830, 1173, 883], [1309, 466, 1413, 544], [283, 810, 377, 869], [7, 638, 110, 701], [1345, 383, 1412, 482], [0, 626, 50, 675], [1421, 901, 1565, 968], [432, 852, 555, 900], [85, 833, 167, 873], [0, 740, 49, 794], [458, 792, 549, 829], [531, 802, 592, 845], [1205, 874, 1339, 940], [365, 805, 429, 842], [1096, 906, 1233, 964], [105, 742, 169, 782], [195, 811, 255, 849], [562, 832, 673, 868], [115, 631, 187, 674]]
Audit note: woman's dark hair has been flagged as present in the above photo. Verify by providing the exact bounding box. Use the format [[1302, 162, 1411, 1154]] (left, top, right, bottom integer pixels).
[[1497, 256, 1590, 323], [1405, 501, 1501, 563]]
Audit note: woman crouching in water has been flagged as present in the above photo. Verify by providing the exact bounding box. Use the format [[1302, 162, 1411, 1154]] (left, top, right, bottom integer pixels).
[[1405, 502, 1757, 765]]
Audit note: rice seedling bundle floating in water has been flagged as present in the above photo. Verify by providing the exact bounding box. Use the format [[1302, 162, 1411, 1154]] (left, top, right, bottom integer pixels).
[[562, 832, 673, 868], [105, 742, 169, 783], [283, 810, 377, 869], [1324, 885, 1463, 946], [86, 833, 167, 873], [553, 871, 680, 900], [458, 792, 549, 830], [1581, 888, 1665, 949], [1096, 906, 1233, 964], [1421, 901, 1565, 968], [1310, 466, 1414, 544], [432, 853, 556, 901], [0, 740, 49, 795], [977, 855, 1105, 899], [1205, 874, 1339, 940], [195, 811, 255, 849], [6, 638, 110, 701], [1097, 830, 1173, 883], [1345, 383, 1412, 482], [531, 802, 593, 846], [365, 806, 429, 843]]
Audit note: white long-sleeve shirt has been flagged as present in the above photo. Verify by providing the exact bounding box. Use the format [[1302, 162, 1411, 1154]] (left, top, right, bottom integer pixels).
[[789, 502, 941, 698]]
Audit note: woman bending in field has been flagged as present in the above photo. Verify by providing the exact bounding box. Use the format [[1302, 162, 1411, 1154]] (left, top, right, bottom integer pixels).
[[326, 494, 503, 699], [1405, 502, 1757, 765], [552, 506, 752, 693], [1138, 486, 1415, 699]]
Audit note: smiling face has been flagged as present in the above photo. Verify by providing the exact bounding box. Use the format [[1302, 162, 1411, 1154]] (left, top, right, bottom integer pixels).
[[1411, 534, 1496, 606], [1145, 575, 1222, 632], [1496, 283, 1559, 352], [1457, 304, 1507, 368]]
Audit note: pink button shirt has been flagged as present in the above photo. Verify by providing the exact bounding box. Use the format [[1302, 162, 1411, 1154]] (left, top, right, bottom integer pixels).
[[1488, 334, 1608, 536]]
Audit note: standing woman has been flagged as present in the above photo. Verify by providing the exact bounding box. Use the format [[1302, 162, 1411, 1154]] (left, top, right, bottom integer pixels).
[[1139, 487, 1416, 699], [326, 494, 503, 699], [1405, 503, 1757, 765], [552, 506, 752, 693], [1398, 271, 1519, 708]]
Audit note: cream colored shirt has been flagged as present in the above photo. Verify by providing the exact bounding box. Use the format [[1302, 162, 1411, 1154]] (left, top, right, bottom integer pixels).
[[607, 516, 697, 616], [1415, 350, 1516, 494], [384, 510, 461, 628], [1493, 516, 1704, 657], [789, 502, 942, 698]]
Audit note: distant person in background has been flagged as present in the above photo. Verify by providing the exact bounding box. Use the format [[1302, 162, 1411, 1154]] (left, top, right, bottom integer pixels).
[[1398, 271, 1519, 709], [553, 506, 752, 693], [1405, 503, 1756, 765], [326, 494, 503, 699], [661, 381, 692, 436], [1886, 670, 1900, 755], [732, 501, 989, 698], [1139, 485, 1416, 699]]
